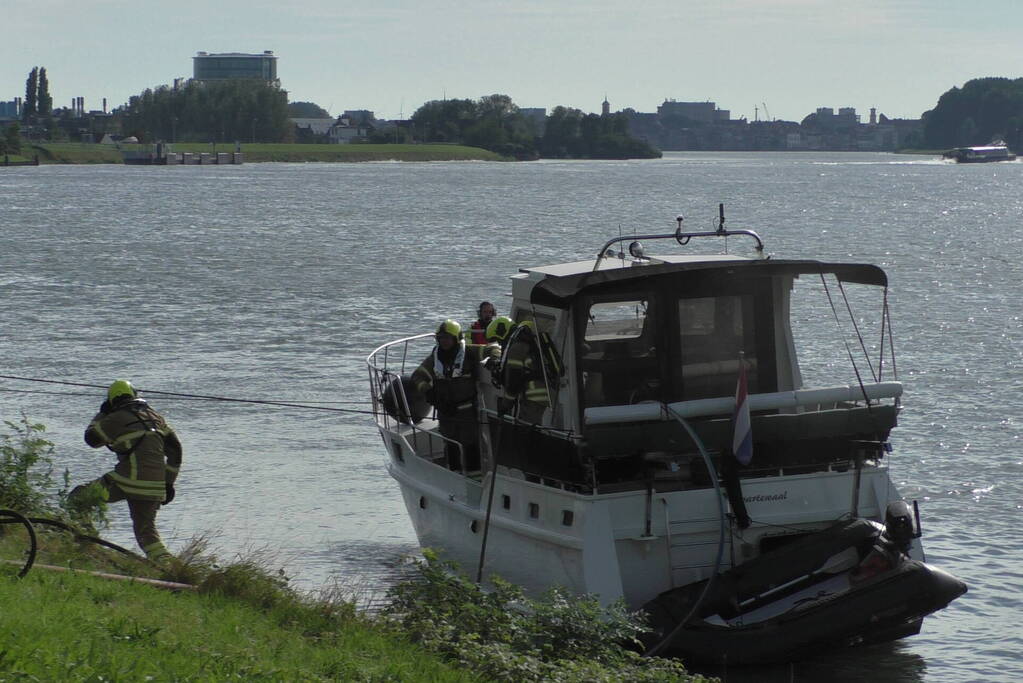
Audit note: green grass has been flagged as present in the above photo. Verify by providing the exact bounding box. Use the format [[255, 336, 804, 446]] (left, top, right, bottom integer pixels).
[[0, 418, 708, 682], [0, 527, 475, 682], [26, 143, 124, 164], [0, 569, 475, 681], [12, 141, 505, 164], [170, 142, 506, 162], [1, 151, 40, 164]]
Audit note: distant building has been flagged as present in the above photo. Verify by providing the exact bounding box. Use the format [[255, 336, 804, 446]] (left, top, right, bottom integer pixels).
[[812, 106, 859, 128], [0, 99, 21, 119], [291, 118, 334, 137], [343, 110, 376, 126], [328, 119, 369, 144], [657, 100, 729, 123], [193, 51, 279, 87], [602, 98, 610, 116]]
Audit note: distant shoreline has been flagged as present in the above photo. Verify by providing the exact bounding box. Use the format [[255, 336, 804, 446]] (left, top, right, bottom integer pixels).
[[5, 142, 507, 165], [4, 143, 947, 165]]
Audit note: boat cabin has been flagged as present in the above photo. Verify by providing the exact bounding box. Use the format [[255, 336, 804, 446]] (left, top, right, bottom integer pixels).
[[482, 235, 900, 495]]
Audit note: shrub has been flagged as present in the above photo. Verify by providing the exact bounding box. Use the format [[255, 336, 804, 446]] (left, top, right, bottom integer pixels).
[[0, 416, 107, 531], [0, 416, 59, 514], [383, 550, 709, 682]]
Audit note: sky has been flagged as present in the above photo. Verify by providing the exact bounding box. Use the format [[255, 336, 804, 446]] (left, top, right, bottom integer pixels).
[[4, 0, 1022, 123]]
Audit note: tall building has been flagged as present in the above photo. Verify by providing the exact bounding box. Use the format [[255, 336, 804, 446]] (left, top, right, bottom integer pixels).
[[657, 100, 729, 123], [0, 99, 21, 118], [193, 51, 279, 87]]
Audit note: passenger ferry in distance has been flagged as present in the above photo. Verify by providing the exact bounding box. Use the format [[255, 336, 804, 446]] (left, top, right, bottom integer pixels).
[[943, 141, 1017, 163], [366, 206, 966, 664]]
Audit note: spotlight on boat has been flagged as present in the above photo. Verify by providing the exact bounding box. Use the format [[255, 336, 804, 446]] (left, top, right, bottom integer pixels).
[[883, 500, 917, 552], [629, 241, 646, 258]]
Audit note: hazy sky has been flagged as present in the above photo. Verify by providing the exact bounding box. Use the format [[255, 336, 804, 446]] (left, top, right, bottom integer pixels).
[[5, 0, 1021, 122]]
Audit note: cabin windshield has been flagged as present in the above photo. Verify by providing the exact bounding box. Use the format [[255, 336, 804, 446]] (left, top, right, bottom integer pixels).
[[582, 297, 660, 406], [578, 280, 776, 408], [676, 294, 761, 399]]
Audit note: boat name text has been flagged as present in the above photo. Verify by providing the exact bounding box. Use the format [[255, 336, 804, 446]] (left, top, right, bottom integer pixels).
[[743, 491, 788, 503]]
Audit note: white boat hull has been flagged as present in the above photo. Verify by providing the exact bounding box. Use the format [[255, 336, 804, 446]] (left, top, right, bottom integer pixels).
[[382, 424, 915, 610]]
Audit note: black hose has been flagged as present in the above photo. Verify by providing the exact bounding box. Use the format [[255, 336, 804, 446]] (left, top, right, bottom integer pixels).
[[0, 509, 38, 578], [642, 407, 728, 658], [26, 517, 148, 563]]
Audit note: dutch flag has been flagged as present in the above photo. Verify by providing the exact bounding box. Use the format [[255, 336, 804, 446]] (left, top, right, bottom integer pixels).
[[732, 356, 753, 466]]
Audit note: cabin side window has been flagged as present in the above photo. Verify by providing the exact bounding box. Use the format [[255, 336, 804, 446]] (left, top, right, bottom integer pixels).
[[580, 295, 661, 407], [675, 294, 761, 400]]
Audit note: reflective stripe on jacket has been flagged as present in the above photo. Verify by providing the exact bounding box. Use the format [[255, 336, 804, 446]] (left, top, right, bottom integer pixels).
[[413, 343, 482, 416], [84, 400, 182, 502]]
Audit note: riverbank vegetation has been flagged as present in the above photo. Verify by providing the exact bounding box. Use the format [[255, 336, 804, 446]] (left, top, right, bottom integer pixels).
[[0, 417, 711, 681], [411, 94, 661, 160], [119, 80, 291, 145], [8, 141, 504, 164], [923, 77, 1023, 152]]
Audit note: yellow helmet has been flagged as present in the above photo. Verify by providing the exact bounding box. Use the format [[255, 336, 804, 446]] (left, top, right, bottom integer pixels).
[[436, 319, 462, 340], [485, 316, 516, 343], [107, 379, 137, 403]]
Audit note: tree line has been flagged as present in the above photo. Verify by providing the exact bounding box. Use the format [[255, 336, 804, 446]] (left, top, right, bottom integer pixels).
[[118, 80, 291, 143], [923, 77, 1023, 151], [410, 94, 660, 159], [23, 66, 53, 120]]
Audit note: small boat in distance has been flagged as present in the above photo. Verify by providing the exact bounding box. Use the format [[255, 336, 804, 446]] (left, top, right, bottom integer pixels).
[[943, 141, 1017, 163], [366, 206, 967, 665]]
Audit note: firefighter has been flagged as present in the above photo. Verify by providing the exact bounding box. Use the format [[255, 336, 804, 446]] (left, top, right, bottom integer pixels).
[[413, 320, 482, 471], [499, 321, 563, 423], [71, 380, 182, 563], [482, 315, 517, 371], [467, 301, 497, 345]]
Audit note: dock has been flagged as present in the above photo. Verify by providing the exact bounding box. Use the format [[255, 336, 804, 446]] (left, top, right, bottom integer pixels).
[[122, 143, 243, 166]]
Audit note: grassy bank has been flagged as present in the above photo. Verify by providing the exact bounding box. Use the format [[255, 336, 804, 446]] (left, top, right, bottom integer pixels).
[[0, 418, 711, 682], [5, 141, 505, 164], [0, 564, 472, 680], [0, 529, 708, 681]]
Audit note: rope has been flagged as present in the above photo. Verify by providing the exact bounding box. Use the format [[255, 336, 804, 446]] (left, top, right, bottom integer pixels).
[[0, 374, 377, 416], [0, 387, 368, 404]]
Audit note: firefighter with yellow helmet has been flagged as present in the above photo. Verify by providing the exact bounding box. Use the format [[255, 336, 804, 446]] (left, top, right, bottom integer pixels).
[[70, 380, 182, 563], [497, 319, 562, 422], [481, 315, 516, 370], [412, 320, 483, 471]]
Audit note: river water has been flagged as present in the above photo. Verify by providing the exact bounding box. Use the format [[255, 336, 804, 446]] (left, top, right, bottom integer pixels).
[[1, 152, 1020, 681]]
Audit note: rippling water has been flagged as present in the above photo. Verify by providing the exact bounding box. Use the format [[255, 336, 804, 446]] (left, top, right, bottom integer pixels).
[[1, 152, 1020, 681]]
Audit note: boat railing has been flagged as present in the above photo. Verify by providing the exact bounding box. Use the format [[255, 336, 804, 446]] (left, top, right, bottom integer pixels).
[[366, 333, 468, 474], [584, 381, 903, 426], [593, 204, 764, 271]]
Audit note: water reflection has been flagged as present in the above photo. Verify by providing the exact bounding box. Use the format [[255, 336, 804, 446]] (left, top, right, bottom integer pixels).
[[690, 641, 926, 683]]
